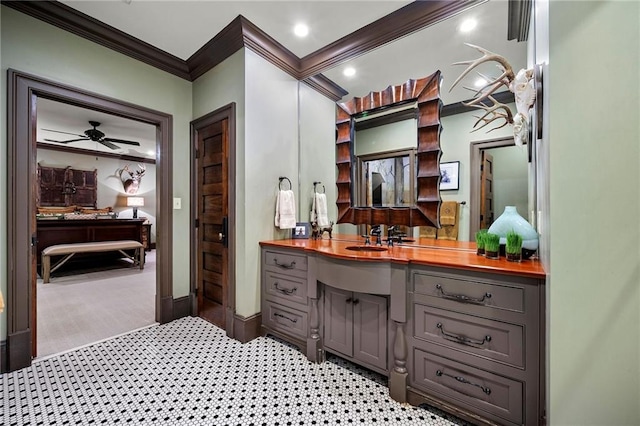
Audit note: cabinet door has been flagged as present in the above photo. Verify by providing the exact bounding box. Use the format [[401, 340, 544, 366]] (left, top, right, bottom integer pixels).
[[324, 287, 353, 357], [353, 293, 388, 371]]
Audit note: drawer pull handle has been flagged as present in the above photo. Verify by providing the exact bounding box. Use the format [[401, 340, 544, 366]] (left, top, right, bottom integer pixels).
[[274, 282, 297, 295], [436, 323, 491, 347], [436, 284, 491, 305], [436, 370, 491, 395], [274, 258, 296, 269], [274, 312, 298, 323]]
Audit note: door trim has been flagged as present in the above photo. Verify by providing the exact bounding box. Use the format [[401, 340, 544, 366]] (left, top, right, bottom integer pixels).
[[190, 103, 236, 337], [6, 69, 174, 372], [469, 137, 514, 240]]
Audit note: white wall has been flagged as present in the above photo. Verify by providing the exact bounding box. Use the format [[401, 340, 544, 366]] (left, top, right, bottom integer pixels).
[[545, 1, 640, 424], [355, 119, 416, 156], [1, 6, 193, 341], [36, 149, 157, 243], [241, 50, 300, 316], [298, 82, 337, 224]]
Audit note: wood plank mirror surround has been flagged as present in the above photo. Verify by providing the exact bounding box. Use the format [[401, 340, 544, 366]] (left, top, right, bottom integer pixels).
[[335, 71, 442, 228]]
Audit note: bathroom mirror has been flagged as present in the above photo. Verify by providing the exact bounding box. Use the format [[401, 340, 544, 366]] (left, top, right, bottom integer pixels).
[[324, 0, 530, 239], [335, 71, 442, 228]]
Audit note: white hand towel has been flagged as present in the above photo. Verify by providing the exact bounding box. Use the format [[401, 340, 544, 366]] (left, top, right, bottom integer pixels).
[[314, 193, 330, 227], [275, 189, 297, 229]]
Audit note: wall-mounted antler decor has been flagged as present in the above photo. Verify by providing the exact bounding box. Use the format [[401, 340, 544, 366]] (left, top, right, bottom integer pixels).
[[450, 43, 542, 147], [118, 164, 146, 194]]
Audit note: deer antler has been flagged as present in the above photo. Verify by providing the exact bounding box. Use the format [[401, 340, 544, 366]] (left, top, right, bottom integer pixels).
[[450, 43, 515, 97], [467, 95, 514, 133]]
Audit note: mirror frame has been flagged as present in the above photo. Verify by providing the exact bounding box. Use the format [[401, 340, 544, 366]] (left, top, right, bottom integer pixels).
[[335, 71, 442, 227]]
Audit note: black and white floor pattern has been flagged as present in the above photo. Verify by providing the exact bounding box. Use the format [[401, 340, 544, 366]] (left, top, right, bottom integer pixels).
[[2, 316, 471, 425]]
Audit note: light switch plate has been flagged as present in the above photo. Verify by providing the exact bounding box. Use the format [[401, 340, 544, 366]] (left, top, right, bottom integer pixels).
[[173, 198, 182, 209]]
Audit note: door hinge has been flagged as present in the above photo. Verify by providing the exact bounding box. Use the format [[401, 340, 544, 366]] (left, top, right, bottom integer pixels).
[[480, 214, 484, 221], [480, 164, 484, 171], [195, 218, 199, 228], [195, 148, 199, 159]]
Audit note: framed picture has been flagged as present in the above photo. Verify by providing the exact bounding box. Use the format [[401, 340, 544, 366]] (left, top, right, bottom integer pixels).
[[440, 161, 460, 191], [292, 222, 310, 239]]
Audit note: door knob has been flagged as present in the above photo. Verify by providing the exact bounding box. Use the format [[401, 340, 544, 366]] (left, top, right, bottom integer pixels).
[[218, 232, 224, 241]]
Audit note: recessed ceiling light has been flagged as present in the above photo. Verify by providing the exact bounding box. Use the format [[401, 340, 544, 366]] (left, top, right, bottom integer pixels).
[[147, 150, 155, 156], [343, 67, 356, 77], [293, 23, 309, 37], [474, 77, 487, 88], [459, 18, 477, 33]]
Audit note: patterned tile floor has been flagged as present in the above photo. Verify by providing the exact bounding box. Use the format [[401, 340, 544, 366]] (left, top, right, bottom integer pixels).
[[1, 317, 473, 426]]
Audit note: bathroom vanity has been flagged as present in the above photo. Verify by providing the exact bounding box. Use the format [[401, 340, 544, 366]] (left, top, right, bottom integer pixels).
[[260, 236, 545, 426]]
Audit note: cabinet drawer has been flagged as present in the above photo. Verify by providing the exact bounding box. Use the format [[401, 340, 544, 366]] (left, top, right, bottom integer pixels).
[[413, 304, 524, 368], [412, 348, 523, 425], [413, 272, 524, 315], [263, 300, 308, 339], [265, 250, 308, 275], [264, 271, 307, 306]]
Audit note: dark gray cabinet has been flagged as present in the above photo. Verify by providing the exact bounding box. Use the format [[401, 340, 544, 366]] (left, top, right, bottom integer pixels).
[[323, 286, 388, 372], [408, 265, 544, 426], [261, 248, 311, 348], [259, 244, 545, 426]]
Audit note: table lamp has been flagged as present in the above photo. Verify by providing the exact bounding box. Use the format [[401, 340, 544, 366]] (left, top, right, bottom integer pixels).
[[127, 196, 144, 218]]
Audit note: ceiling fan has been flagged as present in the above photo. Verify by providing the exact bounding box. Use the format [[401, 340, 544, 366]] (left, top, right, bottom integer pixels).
[[43, 120, 141, 150]]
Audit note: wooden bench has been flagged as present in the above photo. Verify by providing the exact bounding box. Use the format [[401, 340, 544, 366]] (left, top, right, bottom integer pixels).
[[41, 240, 144, 283]]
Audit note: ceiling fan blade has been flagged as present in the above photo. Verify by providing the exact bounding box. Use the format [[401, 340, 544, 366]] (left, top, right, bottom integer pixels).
[[42, 128, 86, 138], [44, 138, 90, 144], [102, 138, 141, 146], [99, 140, 121, 150]]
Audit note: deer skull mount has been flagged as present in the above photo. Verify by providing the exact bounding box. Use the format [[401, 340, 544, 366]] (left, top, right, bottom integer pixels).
[[118, 164, 146, 194], [450, 43, 541, 147]]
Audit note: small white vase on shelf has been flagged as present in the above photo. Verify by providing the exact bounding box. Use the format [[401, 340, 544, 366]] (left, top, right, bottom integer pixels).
[[487, 206, 538, 259]]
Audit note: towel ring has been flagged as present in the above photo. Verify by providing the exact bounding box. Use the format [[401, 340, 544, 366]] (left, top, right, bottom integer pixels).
[[313, 181, 325, 194], [279, 176, 292, 190]]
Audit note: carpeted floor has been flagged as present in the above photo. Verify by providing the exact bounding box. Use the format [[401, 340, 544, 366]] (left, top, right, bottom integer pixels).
[[36, 250, 157, 359]]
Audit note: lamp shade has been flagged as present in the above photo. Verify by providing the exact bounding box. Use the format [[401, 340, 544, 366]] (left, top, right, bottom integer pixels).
[[127, 197, 145, 207]]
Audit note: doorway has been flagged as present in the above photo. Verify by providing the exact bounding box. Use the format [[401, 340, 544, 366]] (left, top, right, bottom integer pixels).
[[190, 104, 236, 336], [6, 70, 174, 372], [469, 137, 529, 239]]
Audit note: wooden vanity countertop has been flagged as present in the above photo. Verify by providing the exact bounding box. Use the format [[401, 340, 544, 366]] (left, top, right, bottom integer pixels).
[[260, 235, 545, 279]]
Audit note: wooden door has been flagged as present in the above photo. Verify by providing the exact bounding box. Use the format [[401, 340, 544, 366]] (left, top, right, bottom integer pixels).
[[480, 151, 494, 229], [196, 118, 229, 328]]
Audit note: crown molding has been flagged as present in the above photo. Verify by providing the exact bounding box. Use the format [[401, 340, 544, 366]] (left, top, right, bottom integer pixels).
[[298, 0, 485, 80], [301, 75, 348, 102], [441, 90, 515, 117], [3, 0, 487, 103], [508, 0, 532, 42], [2, 0, 191, 80]]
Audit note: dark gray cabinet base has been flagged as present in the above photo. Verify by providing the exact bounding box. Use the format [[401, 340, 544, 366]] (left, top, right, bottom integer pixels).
[[260, 246, 545, 426]]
